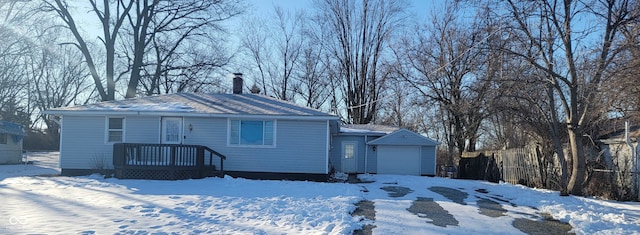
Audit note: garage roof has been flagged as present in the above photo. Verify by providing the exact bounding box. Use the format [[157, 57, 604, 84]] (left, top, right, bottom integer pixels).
[[367, 129, 439, 146]]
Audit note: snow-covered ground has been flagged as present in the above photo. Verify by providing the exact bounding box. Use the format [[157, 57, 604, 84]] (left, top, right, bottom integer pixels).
[[1, 152, 639, 234]]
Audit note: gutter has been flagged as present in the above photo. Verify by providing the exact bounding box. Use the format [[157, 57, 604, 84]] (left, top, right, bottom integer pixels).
[[43, 110, 340, 121]]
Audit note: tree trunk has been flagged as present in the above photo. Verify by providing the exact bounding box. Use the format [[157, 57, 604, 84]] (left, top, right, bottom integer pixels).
[[567, 127, 586, 195], [551, 127, 569, 196]]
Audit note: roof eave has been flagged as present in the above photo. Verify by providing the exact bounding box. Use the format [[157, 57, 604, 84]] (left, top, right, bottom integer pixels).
[[337, 132, 388, 136], [367, 128, 441, 146], [44, 110, 340, 121]]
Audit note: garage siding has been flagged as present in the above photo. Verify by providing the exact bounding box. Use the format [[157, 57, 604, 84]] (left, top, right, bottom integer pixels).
[[421, 146, 437, 175]]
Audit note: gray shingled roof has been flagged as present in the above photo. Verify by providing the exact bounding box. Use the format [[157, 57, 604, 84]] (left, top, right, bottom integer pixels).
[[45, 93, 338, 119], [367, 129, 440, 146]]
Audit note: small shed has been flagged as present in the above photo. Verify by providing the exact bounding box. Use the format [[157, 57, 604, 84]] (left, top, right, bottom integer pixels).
[[368, 129, 439, 176], [0, 121, 25, 164]]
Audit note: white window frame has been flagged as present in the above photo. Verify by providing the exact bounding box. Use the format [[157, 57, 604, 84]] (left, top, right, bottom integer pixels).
[[344, 142, 356, 159], [105, 117, 125, 144], [227, 119, 276, 148]]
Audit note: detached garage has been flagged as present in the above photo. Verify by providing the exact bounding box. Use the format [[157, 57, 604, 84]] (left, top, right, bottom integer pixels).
[[331, 127, 439, 176], [368, 129, 439, 176]]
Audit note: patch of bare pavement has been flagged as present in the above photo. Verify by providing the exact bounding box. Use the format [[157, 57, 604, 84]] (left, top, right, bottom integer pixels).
[[380, 186, 414, 198], [351, 183, 573, 235], [407, 197, 459, 227], [351, 200, 375, 235], [429, 186, 468, 205], [513, 213, 574, 235]]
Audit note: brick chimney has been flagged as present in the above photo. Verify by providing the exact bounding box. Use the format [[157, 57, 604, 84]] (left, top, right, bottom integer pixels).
[[232, 73, 243, 94]]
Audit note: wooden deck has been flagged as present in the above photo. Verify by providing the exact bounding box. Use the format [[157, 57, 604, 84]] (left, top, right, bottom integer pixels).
[[113, 143, 226, 180]]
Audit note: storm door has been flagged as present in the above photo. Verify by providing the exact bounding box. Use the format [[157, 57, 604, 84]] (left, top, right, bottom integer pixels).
[[161, 117, 183, 144]]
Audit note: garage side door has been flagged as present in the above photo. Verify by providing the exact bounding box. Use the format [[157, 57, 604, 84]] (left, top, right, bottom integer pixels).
[[377, 146, 421, 175]]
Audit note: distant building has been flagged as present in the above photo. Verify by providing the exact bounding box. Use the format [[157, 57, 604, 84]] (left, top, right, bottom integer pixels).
[[0, 121, 25, 164]]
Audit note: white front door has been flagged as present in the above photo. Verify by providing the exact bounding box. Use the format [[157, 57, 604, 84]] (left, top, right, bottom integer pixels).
[[341, 142, 357, 173], [161, 117, 183, 144]]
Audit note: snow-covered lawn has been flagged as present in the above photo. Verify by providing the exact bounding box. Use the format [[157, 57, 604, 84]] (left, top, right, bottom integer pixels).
[[1, 152, 639, 234]]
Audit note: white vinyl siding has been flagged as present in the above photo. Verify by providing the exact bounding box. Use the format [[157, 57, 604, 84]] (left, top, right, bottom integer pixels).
[[0, 132, 22, 164], [183, 118, 327, 174], [229, 120, 275, 147], [106, 117, 124, 143], [59, 115, 331, 174], [60, 116, 161, 170], [61, 116, 114, 169], [126, 116, 160, 143]]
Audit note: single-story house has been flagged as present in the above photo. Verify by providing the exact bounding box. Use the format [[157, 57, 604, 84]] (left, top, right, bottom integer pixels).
[[45, 74, 438, 180], [0, 121, 25, 164]]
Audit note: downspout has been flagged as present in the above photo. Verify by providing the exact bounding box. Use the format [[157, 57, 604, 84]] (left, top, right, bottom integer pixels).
[[364, 135, 368, 174], [626, 120, 639, 201], [55, 116, 63, 169], [326, 120, 331, 175]]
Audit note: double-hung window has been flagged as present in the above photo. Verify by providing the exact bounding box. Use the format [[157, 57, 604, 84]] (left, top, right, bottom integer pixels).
[[0, 133, 6, 144], [107, 117, 124, 143], [229, 120, 275, 146]]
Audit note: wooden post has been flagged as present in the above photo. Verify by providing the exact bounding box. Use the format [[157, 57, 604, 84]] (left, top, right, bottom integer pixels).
[[219, 156, 224, 178], [196, 146, 204, 178]]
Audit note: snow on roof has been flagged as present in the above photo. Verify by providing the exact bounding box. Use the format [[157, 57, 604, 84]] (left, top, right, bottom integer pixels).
[[87, 102, 195, 112], [340, 124, 398, 135], [367, 129, 440, 146], [46, 93, 338, 119]]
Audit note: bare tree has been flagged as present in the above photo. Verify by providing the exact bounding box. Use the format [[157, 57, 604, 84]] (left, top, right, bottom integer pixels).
[[393, 3, 498, 163], [42, 0, 133, 101], [604, 4, 640, 117], [294, 43, 332, 109], [42, 0, 242, 100], [293, 15, 333, 109], [0, 0, 34, 125], [316, 0, 406, 124], [30, 43, 92, 136], [127, 0, 242, 97], [239, 14, 270, 95], [498, 0, 639, 195], [239, 5, 303, 101], [270, 6, 304, 101]]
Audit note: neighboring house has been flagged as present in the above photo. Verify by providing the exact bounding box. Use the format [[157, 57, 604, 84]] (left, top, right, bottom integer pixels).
[[596, 121, 639, 190], [0, 121, 25, 164], [45, 74, 439, 180]]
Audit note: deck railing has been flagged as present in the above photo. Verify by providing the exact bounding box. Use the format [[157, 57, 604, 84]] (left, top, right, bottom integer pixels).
[[113, 143, 226, 179]]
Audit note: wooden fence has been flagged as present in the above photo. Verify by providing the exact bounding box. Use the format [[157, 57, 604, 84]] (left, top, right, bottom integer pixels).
[[462, 146, 548, 187], [463, 144, 639, 200]]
